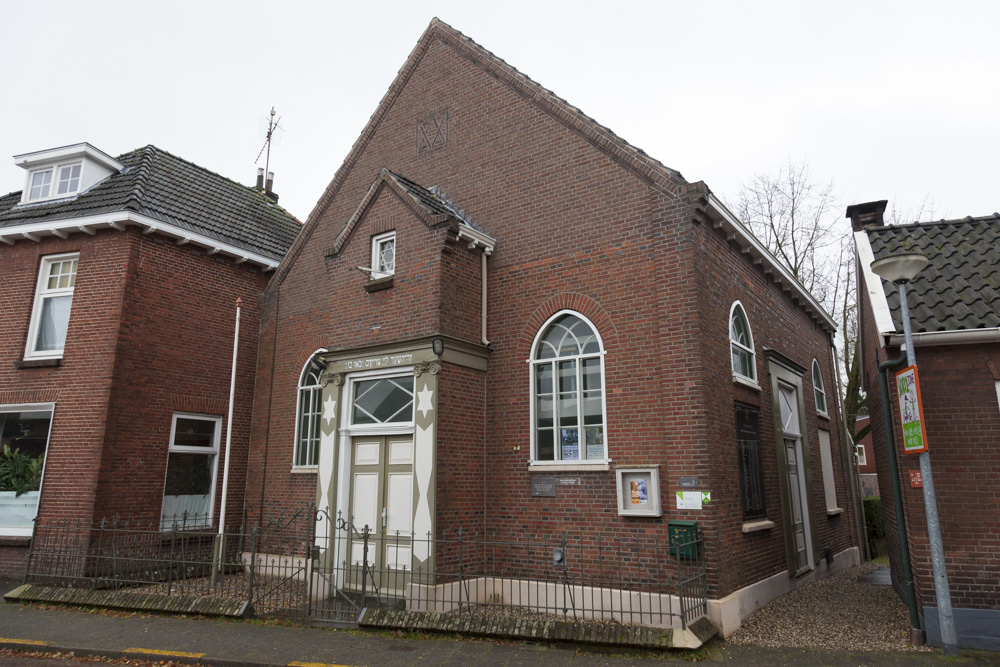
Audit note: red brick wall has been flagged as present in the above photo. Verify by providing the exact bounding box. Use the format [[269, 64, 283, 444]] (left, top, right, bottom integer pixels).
[[249, 33, 856, 598], [0, 228, 269, 573], [435, 362, 485, 536]]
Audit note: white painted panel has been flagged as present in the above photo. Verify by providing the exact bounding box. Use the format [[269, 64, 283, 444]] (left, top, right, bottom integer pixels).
[[386, 472, 412, 535], [413, 423, 434, 560], [351, 542, 374, 567], [386, 544, 412, 570], [352, 473, 379, 532], [389, 438, 413, 465], [355, 441, 380, 466], [818, 429, 838, 510]]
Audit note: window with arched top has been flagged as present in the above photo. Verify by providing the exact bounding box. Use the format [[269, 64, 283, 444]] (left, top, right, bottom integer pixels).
[[530, 311, 607, 463], [812, 359, 828, 416], [294, 354, 326, 467], [730, 302, 756, 383]]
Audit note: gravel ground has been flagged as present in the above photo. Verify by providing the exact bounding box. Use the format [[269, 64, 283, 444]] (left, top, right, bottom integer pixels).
[[728, 562, 933, 651]]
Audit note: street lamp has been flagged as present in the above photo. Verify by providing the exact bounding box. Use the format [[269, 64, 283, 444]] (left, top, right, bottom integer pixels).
[[871, 252, 958, 657]]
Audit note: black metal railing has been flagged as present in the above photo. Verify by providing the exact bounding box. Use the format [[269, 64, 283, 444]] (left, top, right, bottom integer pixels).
[[23, 505, 707, 630]]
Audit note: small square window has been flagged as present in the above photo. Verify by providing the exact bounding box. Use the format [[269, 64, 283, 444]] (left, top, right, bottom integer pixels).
[[371, 231, 396, 279], [29, 169, 53, 200], [25, 162, 83, 202]]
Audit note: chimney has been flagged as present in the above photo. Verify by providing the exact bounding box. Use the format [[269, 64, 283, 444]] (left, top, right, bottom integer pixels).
[[255, 167, 264, 190], [846, 200, 888, 232], [264, 171, 278, 202]]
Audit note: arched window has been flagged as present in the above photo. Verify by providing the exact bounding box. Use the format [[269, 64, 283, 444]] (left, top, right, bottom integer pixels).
[[730, 302, 756, 383], [530, 311, 606, 462], [294, 355, 325, 467], [812, 359, 828, 416]]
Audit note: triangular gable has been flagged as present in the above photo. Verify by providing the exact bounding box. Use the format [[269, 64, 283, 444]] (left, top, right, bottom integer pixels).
[[267, 18, 684, 295], [325, 168, 495, 259]]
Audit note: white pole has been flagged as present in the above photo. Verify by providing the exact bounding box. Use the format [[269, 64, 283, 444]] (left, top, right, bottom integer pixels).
[[218, 297, 241, 536]]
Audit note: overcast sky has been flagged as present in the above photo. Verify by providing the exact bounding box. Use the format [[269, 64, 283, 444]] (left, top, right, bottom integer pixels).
[[3, 1, 998, 227]]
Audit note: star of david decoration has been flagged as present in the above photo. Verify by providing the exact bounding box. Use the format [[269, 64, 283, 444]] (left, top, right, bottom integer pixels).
[[416, 108, 449, 155]]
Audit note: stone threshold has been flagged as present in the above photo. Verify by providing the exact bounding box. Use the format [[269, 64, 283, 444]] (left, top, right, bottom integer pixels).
[[359, 608, 717, 649]]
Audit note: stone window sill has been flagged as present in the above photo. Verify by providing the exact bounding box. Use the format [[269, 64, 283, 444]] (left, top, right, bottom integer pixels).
[[826, 508, 845, 516], [364, 276, 394, 293], [742, 519, 776, 533], [14, 358, 61, 369], [528, 463, 610, 473], [733, 374, 761, 391], [290, 466, 318, 474]]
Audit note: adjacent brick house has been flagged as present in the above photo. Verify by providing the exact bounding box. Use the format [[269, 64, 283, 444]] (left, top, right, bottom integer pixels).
[[248, 19, 859, 635], [0, 143, 300, 577], [850, 201, 1000, 650], [855, 414, 879, 497]]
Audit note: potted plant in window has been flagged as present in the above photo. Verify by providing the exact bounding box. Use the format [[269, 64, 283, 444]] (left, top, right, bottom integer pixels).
[[0, 445, 44, 528]]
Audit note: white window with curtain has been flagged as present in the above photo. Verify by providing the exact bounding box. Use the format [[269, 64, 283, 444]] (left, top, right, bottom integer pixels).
[[529, 311, 607, 464], [25, 253, 79, 360], [294, 356, 325, 468], [813, 359, 828, 417], [730, 301, 758, 387], [161, 413, 221, 529]]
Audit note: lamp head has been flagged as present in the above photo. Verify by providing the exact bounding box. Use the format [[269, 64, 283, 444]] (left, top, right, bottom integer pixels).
[[870, 252, 928, 284]]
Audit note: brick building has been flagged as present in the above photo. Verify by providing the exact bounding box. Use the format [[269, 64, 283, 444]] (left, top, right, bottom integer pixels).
[[247, 20, 859, 636], [855, 414, 879, 497], [850, 201, 1000, 650], [0, 143, 300, 577]]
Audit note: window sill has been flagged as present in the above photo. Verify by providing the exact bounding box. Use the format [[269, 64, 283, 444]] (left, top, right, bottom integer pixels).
[[741, 519, 776, 533], [826, 508, 844, 516], [290, 466, 318, 474], [732, 374, 761, 391], [816, 411, 830, 420], [364, 276, 394, 292], [528, 463, 610, 473], [14, 358, 61, 369]]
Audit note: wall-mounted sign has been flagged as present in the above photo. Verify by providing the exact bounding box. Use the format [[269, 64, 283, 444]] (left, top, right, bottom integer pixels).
[[895, 365, 929, 454], [615, 467, 661, 517], [557, 477, 581, 486], [531, 477, 556, 497], [909, 470, 923, 488], [676, 491, 711, 510], [678, 477, 700, 489]]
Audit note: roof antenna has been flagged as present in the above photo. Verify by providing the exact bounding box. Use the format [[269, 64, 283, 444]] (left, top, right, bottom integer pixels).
[[255, 107, 283, 182]]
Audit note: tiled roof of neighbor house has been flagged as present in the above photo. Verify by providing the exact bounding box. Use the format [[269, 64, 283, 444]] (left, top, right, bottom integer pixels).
[[0, 146, 301, 261], [867, 215, 1000, 333]]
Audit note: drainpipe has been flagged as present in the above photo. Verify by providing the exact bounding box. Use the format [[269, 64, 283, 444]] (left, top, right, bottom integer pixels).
[[877, 349, 923, 645], [481, 252, 490, 346]]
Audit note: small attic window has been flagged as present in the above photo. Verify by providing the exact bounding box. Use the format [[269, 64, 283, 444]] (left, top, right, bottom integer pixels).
[[27, 162, 83, 202], [371, 231, 396, 279]]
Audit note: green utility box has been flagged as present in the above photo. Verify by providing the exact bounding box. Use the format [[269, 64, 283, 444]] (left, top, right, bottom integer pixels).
[[668, 519, 700, 559]]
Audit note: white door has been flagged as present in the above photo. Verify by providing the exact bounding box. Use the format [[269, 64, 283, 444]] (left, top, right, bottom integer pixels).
[[348, 435, 413, 593], [778, 384, 813, 574]]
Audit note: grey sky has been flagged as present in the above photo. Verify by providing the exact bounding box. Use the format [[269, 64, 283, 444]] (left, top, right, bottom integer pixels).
[[3, 1, 997, 226]]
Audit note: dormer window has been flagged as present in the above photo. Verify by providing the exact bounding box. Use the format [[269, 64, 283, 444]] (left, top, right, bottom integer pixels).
[[15, 143, 123, 206], [27, 163, 83, 202]]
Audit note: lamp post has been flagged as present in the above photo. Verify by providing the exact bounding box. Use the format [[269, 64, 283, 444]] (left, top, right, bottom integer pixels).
[[871, 252, 958, 656]]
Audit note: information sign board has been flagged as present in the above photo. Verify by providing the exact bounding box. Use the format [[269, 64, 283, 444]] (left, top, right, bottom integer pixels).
[[895, 365, 929, 454]]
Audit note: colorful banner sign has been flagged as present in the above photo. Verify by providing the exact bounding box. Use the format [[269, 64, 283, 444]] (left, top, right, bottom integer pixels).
[[895, 365, 929, 454]]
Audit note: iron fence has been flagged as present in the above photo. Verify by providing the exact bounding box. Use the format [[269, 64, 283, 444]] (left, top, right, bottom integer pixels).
[[23, 505, 707, 630]]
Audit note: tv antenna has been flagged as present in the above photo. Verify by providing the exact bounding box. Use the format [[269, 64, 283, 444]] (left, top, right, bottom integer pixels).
[[255, 107, 284, 177]]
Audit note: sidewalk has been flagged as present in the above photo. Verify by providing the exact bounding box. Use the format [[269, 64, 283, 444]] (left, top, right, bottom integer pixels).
[[1, 584, 996, 666]]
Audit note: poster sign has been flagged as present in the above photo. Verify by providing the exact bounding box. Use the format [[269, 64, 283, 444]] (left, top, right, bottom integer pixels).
[[615, 467, 661, 517], [675, 491, 711, 510], [895, 365, 929, 454], [909, 470, 923, 488]]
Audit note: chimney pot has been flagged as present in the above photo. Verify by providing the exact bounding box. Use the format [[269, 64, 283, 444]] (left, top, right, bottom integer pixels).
[[255, 168, 264, 189], [846, 200, 888, 232]]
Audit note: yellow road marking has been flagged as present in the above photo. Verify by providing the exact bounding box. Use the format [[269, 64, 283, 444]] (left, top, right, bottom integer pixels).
[[0, 638, 50, 646], [288, 662, 358, 667], [123, 648, 206, 658]]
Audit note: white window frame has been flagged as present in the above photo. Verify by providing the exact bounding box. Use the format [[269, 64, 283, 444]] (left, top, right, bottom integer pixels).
[[812, 359, 829, 418], [293, 351, 326, 469], [856, 444, 867, 467], [25, 161, 85, 203], [817, 428, 841, 514], [24, 252, 79, 361], [161, 412, 221, 529], [730, 301, 759, 388], [347, 369, 415, 434], [371, 231, 396, 279], [0, 402, 54, 537], [528, 310, 609, 467]]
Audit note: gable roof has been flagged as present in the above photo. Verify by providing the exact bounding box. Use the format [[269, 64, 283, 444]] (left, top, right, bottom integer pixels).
[[864, 215, 1000, 335], [0, 145, 301, 264], [326, 168, 495, 258], [268, 18, 690, 295]]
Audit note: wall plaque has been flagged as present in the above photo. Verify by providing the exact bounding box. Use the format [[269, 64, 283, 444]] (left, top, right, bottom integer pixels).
[[557, 477, 582, 486], [531, 477, 556, 497], [678, 477, 699, 489]]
